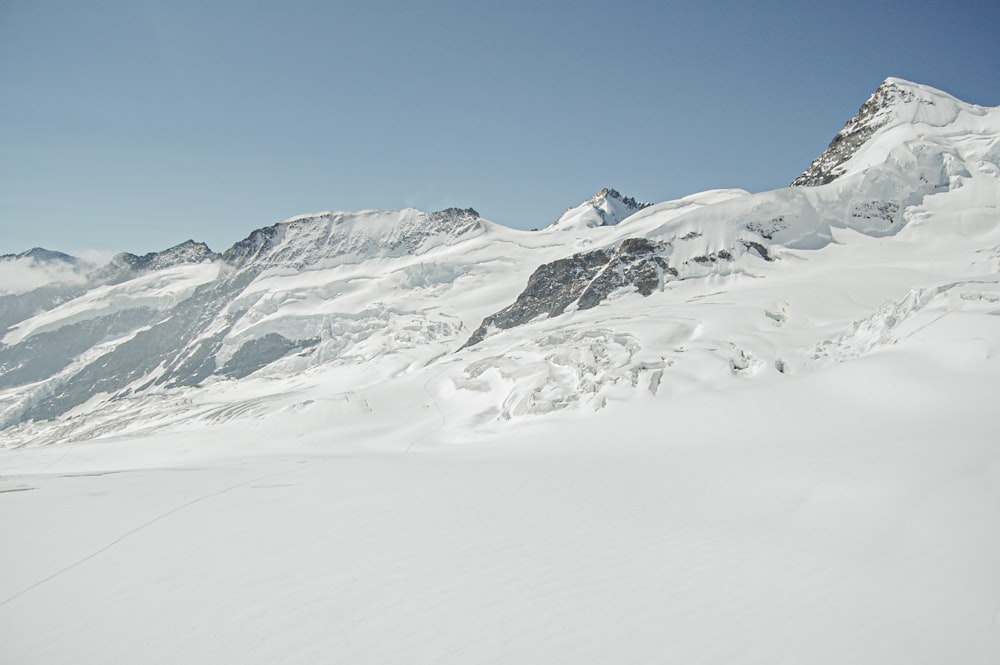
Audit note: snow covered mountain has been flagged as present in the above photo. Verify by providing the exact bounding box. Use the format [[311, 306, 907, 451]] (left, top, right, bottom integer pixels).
[[0, 78, 998, 445], [2, 78, 999, 665], [549, 187, 652, 230]]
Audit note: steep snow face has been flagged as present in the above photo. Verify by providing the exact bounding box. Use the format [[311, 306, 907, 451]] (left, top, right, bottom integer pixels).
[[548, 188, 651, 231]]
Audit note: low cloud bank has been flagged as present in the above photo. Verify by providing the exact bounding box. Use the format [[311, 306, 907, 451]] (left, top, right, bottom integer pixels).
[[0, 254, 102, 294]]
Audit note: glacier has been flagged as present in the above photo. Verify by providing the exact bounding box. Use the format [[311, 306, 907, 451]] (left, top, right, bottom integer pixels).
[[1, 78, 999, 664]]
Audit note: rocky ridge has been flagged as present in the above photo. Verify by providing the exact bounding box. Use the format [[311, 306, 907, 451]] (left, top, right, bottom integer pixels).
[[550, 187, 652, 230], [0, 248, 82, 265], [793, 78, 919, 186], [90, 240, 220, 284], [224, 207, 483, 269]]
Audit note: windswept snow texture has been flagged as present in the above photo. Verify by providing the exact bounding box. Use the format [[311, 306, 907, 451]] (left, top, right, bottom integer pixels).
[[1, 78, 1000, 664]]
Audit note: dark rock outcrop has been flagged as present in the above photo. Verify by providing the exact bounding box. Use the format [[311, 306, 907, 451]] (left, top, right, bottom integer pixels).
[[463, 249, 611, 348], [594, 188, 651, 212], [90, 240, 219, 284], [222, 333, 320, 379], [464, 237, 677, 347], [577, 238, 676, 308], [792, 79, 917, 187]]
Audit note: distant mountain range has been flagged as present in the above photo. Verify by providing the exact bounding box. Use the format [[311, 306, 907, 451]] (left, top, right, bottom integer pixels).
[[1, 77, 998, 445]]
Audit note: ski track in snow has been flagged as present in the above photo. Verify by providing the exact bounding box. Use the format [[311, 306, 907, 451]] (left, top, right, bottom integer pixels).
[[404, 367, 448, 454], [0, 459, 318, 609]]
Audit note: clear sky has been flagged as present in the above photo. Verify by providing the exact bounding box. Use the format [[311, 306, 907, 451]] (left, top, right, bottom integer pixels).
[[2, 0, 998, 256]]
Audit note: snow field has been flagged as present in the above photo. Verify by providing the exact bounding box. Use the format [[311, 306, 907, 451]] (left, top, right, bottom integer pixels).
[[2, 340, 999, 663]]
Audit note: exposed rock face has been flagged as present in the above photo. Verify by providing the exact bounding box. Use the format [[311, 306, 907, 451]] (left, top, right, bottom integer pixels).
[[464, 237, 676, 347], [739, 240, 774, 262], [0, 307, 158, 390], [851, 200, 900, 225], [222, 333, 320, 379], [91, 240, 220, 284], [8, 270, 256, 425], [577, 238, 676, 308], [593, 188, 650, 214], [222, 224, 283, 268], [432, 207, 480, 220], [463, 249, 611, 348], [792, 79, 917, 187]]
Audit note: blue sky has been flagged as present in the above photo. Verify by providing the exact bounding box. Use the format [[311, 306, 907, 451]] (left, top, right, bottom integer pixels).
[[2, 0, 998, 255]]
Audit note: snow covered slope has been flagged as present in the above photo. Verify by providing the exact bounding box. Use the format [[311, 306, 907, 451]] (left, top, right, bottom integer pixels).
[[1, 77, 999, 664]]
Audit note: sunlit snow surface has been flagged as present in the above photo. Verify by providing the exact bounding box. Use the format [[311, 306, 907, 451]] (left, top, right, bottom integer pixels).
[[2, 79, 1000, 663]]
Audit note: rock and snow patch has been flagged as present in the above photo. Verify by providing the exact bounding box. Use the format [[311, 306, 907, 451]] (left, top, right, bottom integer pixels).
[[549, 187, 652, 231]]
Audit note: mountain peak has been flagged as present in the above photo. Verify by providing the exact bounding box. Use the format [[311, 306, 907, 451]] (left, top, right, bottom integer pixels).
[[121, 240, 218, 271], [89, 240, 219, 284], [792, 77, 981, 187], [792, 79, 912, 187], [432, 207, 479, 219], [1, 247, 80, 264], [550, 188, 651, 231], [592, 187, 649, 209]]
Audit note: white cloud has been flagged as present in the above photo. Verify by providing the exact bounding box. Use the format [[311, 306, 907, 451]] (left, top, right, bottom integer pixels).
[[0, 255, 96, 295]]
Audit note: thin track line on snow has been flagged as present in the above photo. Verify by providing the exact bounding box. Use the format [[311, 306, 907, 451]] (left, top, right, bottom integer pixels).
[[403, 368, 448, 454], [0, 461, 315, 608]]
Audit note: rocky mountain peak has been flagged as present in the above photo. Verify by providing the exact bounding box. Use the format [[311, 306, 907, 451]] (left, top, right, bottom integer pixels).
[[550, 188, 651, 230], [92, 240, 220, 284], [592, 188, 650, 210], [119, 239, 218, 271], [791, 77, 947, 187], [432, 207, 480, 219]]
